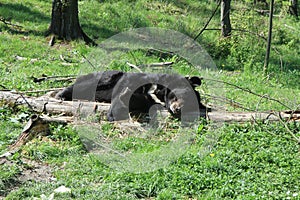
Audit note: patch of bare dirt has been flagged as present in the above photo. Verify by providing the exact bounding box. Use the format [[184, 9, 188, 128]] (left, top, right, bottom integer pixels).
[[0, 157, 55, 199]]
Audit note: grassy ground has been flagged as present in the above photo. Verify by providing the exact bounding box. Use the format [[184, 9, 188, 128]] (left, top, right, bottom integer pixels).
[[0, 0, 300, 199]]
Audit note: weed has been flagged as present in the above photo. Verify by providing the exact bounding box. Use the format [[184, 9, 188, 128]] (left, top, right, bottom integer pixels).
[[0, 0, 299, 199]]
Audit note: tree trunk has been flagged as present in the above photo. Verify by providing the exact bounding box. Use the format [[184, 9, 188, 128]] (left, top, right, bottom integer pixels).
[[48, 0, 96, 45], [263, 0, 274, 75], [289, 0, 298, 17], [221, 0, 232, 37]]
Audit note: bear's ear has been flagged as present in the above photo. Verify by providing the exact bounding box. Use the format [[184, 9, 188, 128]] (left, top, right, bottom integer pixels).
[[186, 76, 202, 88]]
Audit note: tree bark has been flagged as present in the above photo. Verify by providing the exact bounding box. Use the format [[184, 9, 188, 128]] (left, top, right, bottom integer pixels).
[[221, 0, 232, 37], [0, 91, 299, 123], [263, 0, 274, 75], [48, 0, 96, 45]]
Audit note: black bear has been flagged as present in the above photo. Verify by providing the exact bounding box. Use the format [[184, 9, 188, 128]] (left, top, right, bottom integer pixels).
[[55, 70, 209, 121]]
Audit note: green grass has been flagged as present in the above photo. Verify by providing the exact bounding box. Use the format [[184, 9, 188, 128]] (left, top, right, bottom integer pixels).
[[0, 0, 300, 199]]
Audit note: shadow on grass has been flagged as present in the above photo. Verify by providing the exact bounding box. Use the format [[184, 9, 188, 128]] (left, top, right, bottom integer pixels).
[[82, 23, 119, 40], [0, 2, 50, 23], [0, 2, 50, 36], [0, 26, 48, 37]]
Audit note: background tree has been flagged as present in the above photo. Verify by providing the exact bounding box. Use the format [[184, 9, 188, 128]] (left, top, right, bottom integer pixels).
[[263, 0, 275, 74], [221, 0, 232, 37], [48, 0, 96, 46], [289, 0, 298, 17]]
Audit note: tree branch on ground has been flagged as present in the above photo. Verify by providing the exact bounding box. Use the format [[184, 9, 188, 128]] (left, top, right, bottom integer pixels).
[[126, 61, 174, 72], [278, 111, 300, 143], [0, 91, 299, 124], [0, 16, 23, 29], [125, 62, 143, 72], [31, 75, 76, 83]]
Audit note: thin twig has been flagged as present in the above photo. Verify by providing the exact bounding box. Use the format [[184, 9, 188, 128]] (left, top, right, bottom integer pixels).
[[17, 94, 34, 111], [251, 110, 300, 144], [194, 0, 221, 40], [277, 112, 300, 143], [204, 93, 256, 112], [203, 78, 292, 110], [255, 94, 269, 112], [259, 120, 294, 142], [80, 53, 97, 70]]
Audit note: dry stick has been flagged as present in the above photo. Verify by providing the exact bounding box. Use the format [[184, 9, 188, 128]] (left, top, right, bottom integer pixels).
[[254, 9, 270, 14], [203, 78, 292, 110], [252, 117, 293, 143], [255, 94, 269, 112], [277, 112, 300, 143], [204, 93, 256, 112], [126, 61, 174, 72], [126, 62, 143, 73], [80, 53, 97, 70], [194, 0, 221, 40], [19, 88, 64, 94], [0, 17, 23, 29], [17, 94, 34, 111], [0, 84, 8, 90], [49, 35, 55, 47], [143, 62, 174, 67], [60, 54, 72, 63], [33, 76, 76, 83], [286, 105, 300, 122]]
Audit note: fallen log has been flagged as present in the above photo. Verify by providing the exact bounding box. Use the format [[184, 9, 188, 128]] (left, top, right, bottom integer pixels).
[[0, 91, 110, 118], [0, 91, 299, 123], [207, 110, 300, 123], [1, 90, 299, 158]]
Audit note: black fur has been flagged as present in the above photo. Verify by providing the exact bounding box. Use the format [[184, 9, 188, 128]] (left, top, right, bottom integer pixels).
[[55, 71, 209, 121]]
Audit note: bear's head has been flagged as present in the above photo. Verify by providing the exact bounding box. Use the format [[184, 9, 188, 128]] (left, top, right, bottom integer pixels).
[[165, 76, 202, 118]]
